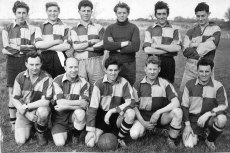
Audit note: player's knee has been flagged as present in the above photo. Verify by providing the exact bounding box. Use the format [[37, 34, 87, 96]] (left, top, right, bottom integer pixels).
[[74, 109, 86, 122], [124, 109, 135, 122], [54, 138, 66, 146], [37, 107, 50, 120], [15, 137, 27, 145], [216, 114, 227, 128], [172, 108, 183, 120], [130, 128, 139, 140]]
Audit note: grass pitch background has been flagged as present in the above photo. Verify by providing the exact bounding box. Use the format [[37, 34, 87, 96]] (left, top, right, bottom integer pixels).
[[0, 20, 229, 153]]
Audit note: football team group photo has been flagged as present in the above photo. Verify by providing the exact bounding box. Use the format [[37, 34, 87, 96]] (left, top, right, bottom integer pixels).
[[0, 0, 229, 152]]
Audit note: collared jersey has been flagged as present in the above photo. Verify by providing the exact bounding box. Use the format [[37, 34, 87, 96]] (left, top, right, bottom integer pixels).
[[133, 76, 178, 121], [183, 22, 221, 60], [2, 21, 38, 56], [13, 70, 53, 104], [181, 78, 228, 122], [143, 22, 182, 56], [86, 75, 135, 131], [70, 21, 105, 60], [53, 73, 90, 102], [35, 19, 69, 45]]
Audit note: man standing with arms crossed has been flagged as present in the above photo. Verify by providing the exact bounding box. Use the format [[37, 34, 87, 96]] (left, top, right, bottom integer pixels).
[[104, 2, 140, 86], [180, 2, 221, 92], [70, 0, 105, 93], [2, 1, 38, 131], [143, 1, 182, 84], [35, 2, 70, 78]]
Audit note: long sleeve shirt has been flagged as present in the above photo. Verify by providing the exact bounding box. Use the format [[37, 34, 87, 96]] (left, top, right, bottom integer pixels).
[[183, 22, 221, 61], [181, 78, 228, 122], [104, 19, 140, 63]]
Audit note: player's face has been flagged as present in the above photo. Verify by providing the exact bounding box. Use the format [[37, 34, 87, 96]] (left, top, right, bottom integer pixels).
[[105, 65, 120, 83], [46, 6, 60, 22], [155, 9, 168, 26], [79, 6, 92, 22], [65, 58, 79, 80], [197, 65, 212, 84], [15, 8, 28, 24], [195, 11, 210, 26], [145, 63, 160, 81], [25, 57, 42, 76], [116, 8, 129, 22]]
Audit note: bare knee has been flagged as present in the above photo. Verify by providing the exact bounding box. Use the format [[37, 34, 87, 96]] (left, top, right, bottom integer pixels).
[[15, 137, 27, 145], [37, 107, 50, 120], [53, 137, 66, 146], [130, 128, 139, 140], [85, 133, 96, 148], [171, 108, 183, 120], [74, 109, 86, 122], [124, 109, 135, 123], [216, 114, 227, 128]]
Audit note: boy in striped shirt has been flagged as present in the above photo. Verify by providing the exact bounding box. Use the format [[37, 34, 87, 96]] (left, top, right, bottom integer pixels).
[[35, 2, 70, 78], [85, 57, 135, 147], [143, 1, 182, 84], [180, 2, 221, 92], [130, 56, 182, 149], [182, 58, 228, 151], [12, 51, 53, 146], [70, 0, 105, 93], [2, 1, 38, 131], [51, 57, 90, 146]]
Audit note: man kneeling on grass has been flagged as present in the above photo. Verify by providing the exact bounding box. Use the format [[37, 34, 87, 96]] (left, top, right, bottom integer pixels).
[[181, 58, 228, 151], [130, 56, 182, 149], [12, 51, 53, 146], [85, 57, 135, 148], [51, 57, 90, 146]]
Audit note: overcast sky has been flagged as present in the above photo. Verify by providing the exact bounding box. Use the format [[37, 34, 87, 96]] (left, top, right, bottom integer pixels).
[[0, 0, 229, 20]]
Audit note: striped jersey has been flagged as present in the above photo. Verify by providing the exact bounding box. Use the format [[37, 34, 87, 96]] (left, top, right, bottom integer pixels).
[[13, 70, 53, 105], [86, 75, 135, 131], [53, 73, 90, 102], [2, 21, 38, 57], [183, 22, 221, 61], [35, 19, 69, 44], [143, 22, 182, 56], [133, 76, 178, 121], [70, 21, 105, 60], [181, 78, 228, 122]]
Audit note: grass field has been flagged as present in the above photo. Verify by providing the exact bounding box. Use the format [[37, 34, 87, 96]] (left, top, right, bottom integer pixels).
[[0, 20, 230, 153]]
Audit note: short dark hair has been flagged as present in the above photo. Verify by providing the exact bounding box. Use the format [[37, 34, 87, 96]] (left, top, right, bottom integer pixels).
[[195, 2, 209, 13], [78, 0, 93, 10], [104, 57, 122, 69], [12, 1, 29, 14], [26, 51, 42, 63], [45, 2, 60, 11], [145, 56, 161, 67], [197, 58, 214, 70], [155, 1, 169, 16], [25, 51, 42, 63], [114, 2, 130, 14]]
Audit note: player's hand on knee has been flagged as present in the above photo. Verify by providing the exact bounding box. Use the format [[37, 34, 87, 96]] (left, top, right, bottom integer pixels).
[[25, 112, 38, 122], [85, 131, 96, 147], [197, 112, 211, 128], [150, 111, 160, 125], [104, 109, 115, 125], [79, 99, 89, 110], [142, 121, 154, 130]]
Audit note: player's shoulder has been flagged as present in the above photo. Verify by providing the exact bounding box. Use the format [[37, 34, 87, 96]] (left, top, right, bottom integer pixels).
[[53, 74, 64, 84]]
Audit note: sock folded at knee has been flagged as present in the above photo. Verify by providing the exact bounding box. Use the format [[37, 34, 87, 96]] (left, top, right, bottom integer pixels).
[[168, 125, 181, 140], [207, 122, 224, 142], [35, 123, 48, 133], [118, 120, 133, 140], [9, 107, 17, 125]]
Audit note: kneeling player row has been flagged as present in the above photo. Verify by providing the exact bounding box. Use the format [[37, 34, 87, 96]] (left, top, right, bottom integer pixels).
[[12, 52, 228, 151]]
